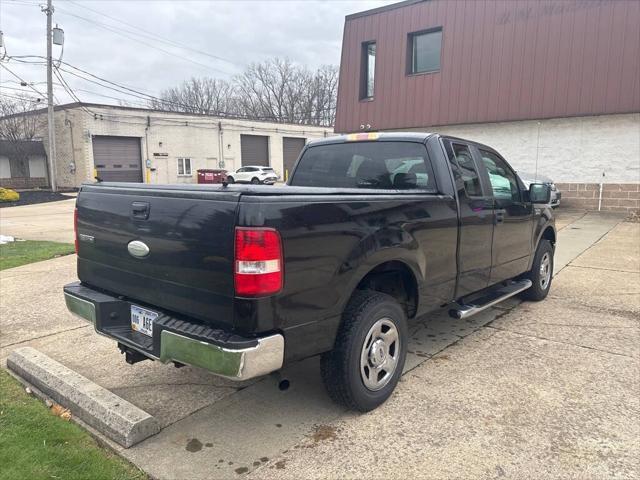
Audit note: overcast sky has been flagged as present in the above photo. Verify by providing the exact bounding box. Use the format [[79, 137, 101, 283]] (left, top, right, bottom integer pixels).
[[0, 0, 392, 106]]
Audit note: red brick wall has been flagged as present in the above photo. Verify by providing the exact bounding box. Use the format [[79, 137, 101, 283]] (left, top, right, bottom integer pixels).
[[0, 177, 49, 190], [556, 183, 639, 214]]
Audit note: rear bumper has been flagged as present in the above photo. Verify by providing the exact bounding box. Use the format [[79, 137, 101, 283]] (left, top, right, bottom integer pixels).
[[63, 282, 284, 381]]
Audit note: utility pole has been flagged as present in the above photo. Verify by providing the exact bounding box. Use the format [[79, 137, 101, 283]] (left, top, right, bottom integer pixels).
[[45, 0, 57, 192]]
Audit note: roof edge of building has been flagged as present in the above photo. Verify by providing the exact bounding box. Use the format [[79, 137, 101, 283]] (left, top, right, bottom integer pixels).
[[0, 102, 333, 130], [345, 0, 428, 21]]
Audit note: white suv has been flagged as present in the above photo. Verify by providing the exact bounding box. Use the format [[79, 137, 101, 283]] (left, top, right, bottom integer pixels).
[[227, 166, 279, 185]]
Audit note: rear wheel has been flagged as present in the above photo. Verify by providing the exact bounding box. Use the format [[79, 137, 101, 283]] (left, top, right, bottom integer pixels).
[[321, 290, 407, 412], [522, 239, 554, 301], [226, 176, 235, 184], [251, 177, 260, 184]]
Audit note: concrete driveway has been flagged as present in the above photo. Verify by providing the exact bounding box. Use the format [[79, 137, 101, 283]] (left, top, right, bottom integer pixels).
[[0, 197, 76, 243], [1, 210, 638, 479]]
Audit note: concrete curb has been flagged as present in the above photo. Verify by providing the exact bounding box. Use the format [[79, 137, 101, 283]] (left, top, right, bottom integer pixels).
[[7, 347, 160, 448]]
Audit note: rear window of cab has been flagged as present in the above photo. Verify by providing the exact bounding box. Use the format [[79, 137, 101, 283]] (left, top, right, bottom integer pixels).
[[290, 141, 436, 191]]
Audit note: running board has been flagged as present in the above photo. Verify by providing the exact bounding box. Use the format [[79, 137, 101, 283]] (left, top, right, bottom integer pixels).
[[449, 279, 532, 319]]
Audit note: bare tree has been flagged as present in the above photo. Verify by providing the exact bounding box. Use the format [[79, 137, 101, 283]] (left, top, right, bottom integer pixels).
[[150, 58, 338, 126], [149, 77, 238, 115], [0, 94, 44, 142], [235, 58, 337, 126]]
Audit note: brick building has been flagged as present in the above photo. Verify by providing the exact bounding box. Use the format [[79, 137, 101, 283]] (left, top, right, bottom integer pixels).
[[1, 103, 331, 189], [336, 0, 640, 213], [0, 139, 49, 189]]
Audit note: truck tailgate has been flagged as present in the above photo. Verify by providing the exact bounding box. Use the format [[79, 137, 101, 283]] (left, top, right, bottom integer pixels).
[[76, 183, 240, 329]]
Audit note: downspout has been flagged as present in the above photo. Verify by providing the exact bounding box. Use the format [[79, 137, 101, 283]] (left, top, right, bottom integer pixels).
[[145, 115, 151, 183], [64, 113, 76, 186], [598, 171, 605, 211], [218, 121, 224, 170]]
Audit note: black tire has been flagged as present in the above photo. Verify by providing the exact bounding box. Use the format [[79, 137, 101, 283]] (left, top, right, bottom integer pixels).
[[226, 176, 234, 184], [521, 239, 554, 301], [251, 177, 260, 184], [320, 290, 408, 412]]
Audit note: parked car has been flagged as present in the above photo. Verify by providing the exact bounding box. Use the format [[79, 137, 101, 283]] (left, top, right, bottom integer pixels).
[[517, 171, 561, 208], [226, 166, 279, 184], [64, 132, 555, 412]]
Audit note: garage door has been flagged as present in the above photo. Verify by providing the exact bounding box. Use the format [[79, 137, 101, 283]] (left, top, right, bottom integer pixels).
[[92, 136, 143, 182], [282, 137, 306, 180], [240, 134, 269, 166]]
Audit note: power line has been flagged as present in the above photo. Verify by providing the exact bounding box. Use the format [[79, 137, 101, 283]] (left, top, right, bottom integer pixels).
[[4, 57, 334, 126], [74, 87, 150, 108], [0, 91, 45, 102], [54, 7, 235, 76], [6, 56, 336, 123], [55, 61, 335, 123], [1, 84, 60, 92], [0, 63, 47, 98], [53, 67, 99, 116], [10, 56, 163, 95], [65, 0, 239, 67]]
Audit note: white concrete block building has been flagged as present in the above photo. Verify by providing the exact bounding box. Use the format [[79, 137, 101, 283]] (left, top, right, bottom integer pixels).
[[10, 103, 332, 189]]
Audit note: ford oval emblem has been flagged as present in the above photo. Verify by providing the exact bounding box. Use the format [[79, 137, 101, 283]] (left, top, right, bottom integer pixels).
[[127, 240, 150, 258]]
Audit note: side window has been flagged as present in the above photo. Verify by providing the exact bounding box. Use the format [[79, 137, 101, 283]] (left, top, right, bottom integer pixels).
[[447, 142, 482, 197], [479, 149, 520, 203]]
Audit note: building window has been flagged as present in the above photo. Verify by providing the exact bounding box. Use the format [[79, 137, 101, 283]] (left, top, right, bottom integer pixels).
[[360, 41, 376, 99], [177, 157, 192, 176], [0, 156, 11, 179], [408, 28, 442, 74]]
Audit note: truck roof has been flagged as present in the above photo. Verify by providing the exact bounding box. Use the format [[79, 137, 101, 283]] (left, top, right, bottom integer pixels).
[[308, 132, 434, 146]]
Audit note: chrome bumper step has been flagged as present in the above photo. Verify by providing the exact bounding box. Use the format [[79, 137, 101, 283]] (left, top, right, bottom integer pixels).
[[449, 279, 532, 319]]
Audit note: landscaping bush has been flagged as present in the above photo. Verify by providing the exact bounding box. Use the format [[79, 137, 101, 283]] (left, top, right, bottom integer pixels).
[[0, 188, 20, 203]]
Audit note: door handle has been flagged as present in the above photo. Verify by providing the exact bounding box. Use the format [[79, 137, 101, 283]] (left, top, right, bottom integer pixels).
[[495, 211, 505, 225], [131, 201, 150, 220]]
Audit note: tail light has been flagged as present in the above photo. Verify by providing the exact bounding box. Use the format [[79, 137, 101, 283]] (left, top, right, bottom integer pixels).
[[74, 207, 78, 254], [234, 227, 283, 297]]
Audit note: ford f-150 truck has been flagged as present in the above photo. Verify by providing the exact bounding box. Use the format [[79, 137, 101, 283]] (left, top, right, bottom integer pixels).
[[64, 132, 555, 412]]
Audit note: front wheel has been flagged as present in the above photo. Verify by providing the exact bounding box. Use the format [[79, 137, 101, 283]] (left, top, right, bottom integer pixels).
[[321, 290, 407, 412], [521, 239, 554, 301], [226, 176, 235, 184], [251, 177, 260, 184]]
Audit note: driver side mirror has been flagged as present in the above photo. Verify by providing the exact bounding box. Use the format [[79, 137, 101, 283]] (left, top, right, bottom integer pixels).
[[529, 183, 551, 204]]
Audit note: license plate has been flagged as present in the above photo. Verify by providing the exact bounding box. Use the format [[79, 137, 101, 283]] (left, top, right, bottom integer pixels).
[[131, 305, 158, 337]]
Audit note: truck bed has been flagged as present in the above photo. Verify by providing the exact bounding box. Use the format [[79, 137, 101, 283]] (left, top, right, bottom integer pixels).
[[76, 182, 453, 340]]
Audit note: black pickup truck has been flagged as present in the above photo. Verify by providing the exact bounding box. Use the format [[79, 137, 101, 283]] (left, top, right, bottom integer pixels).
[[64, 132, 555, 411]]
